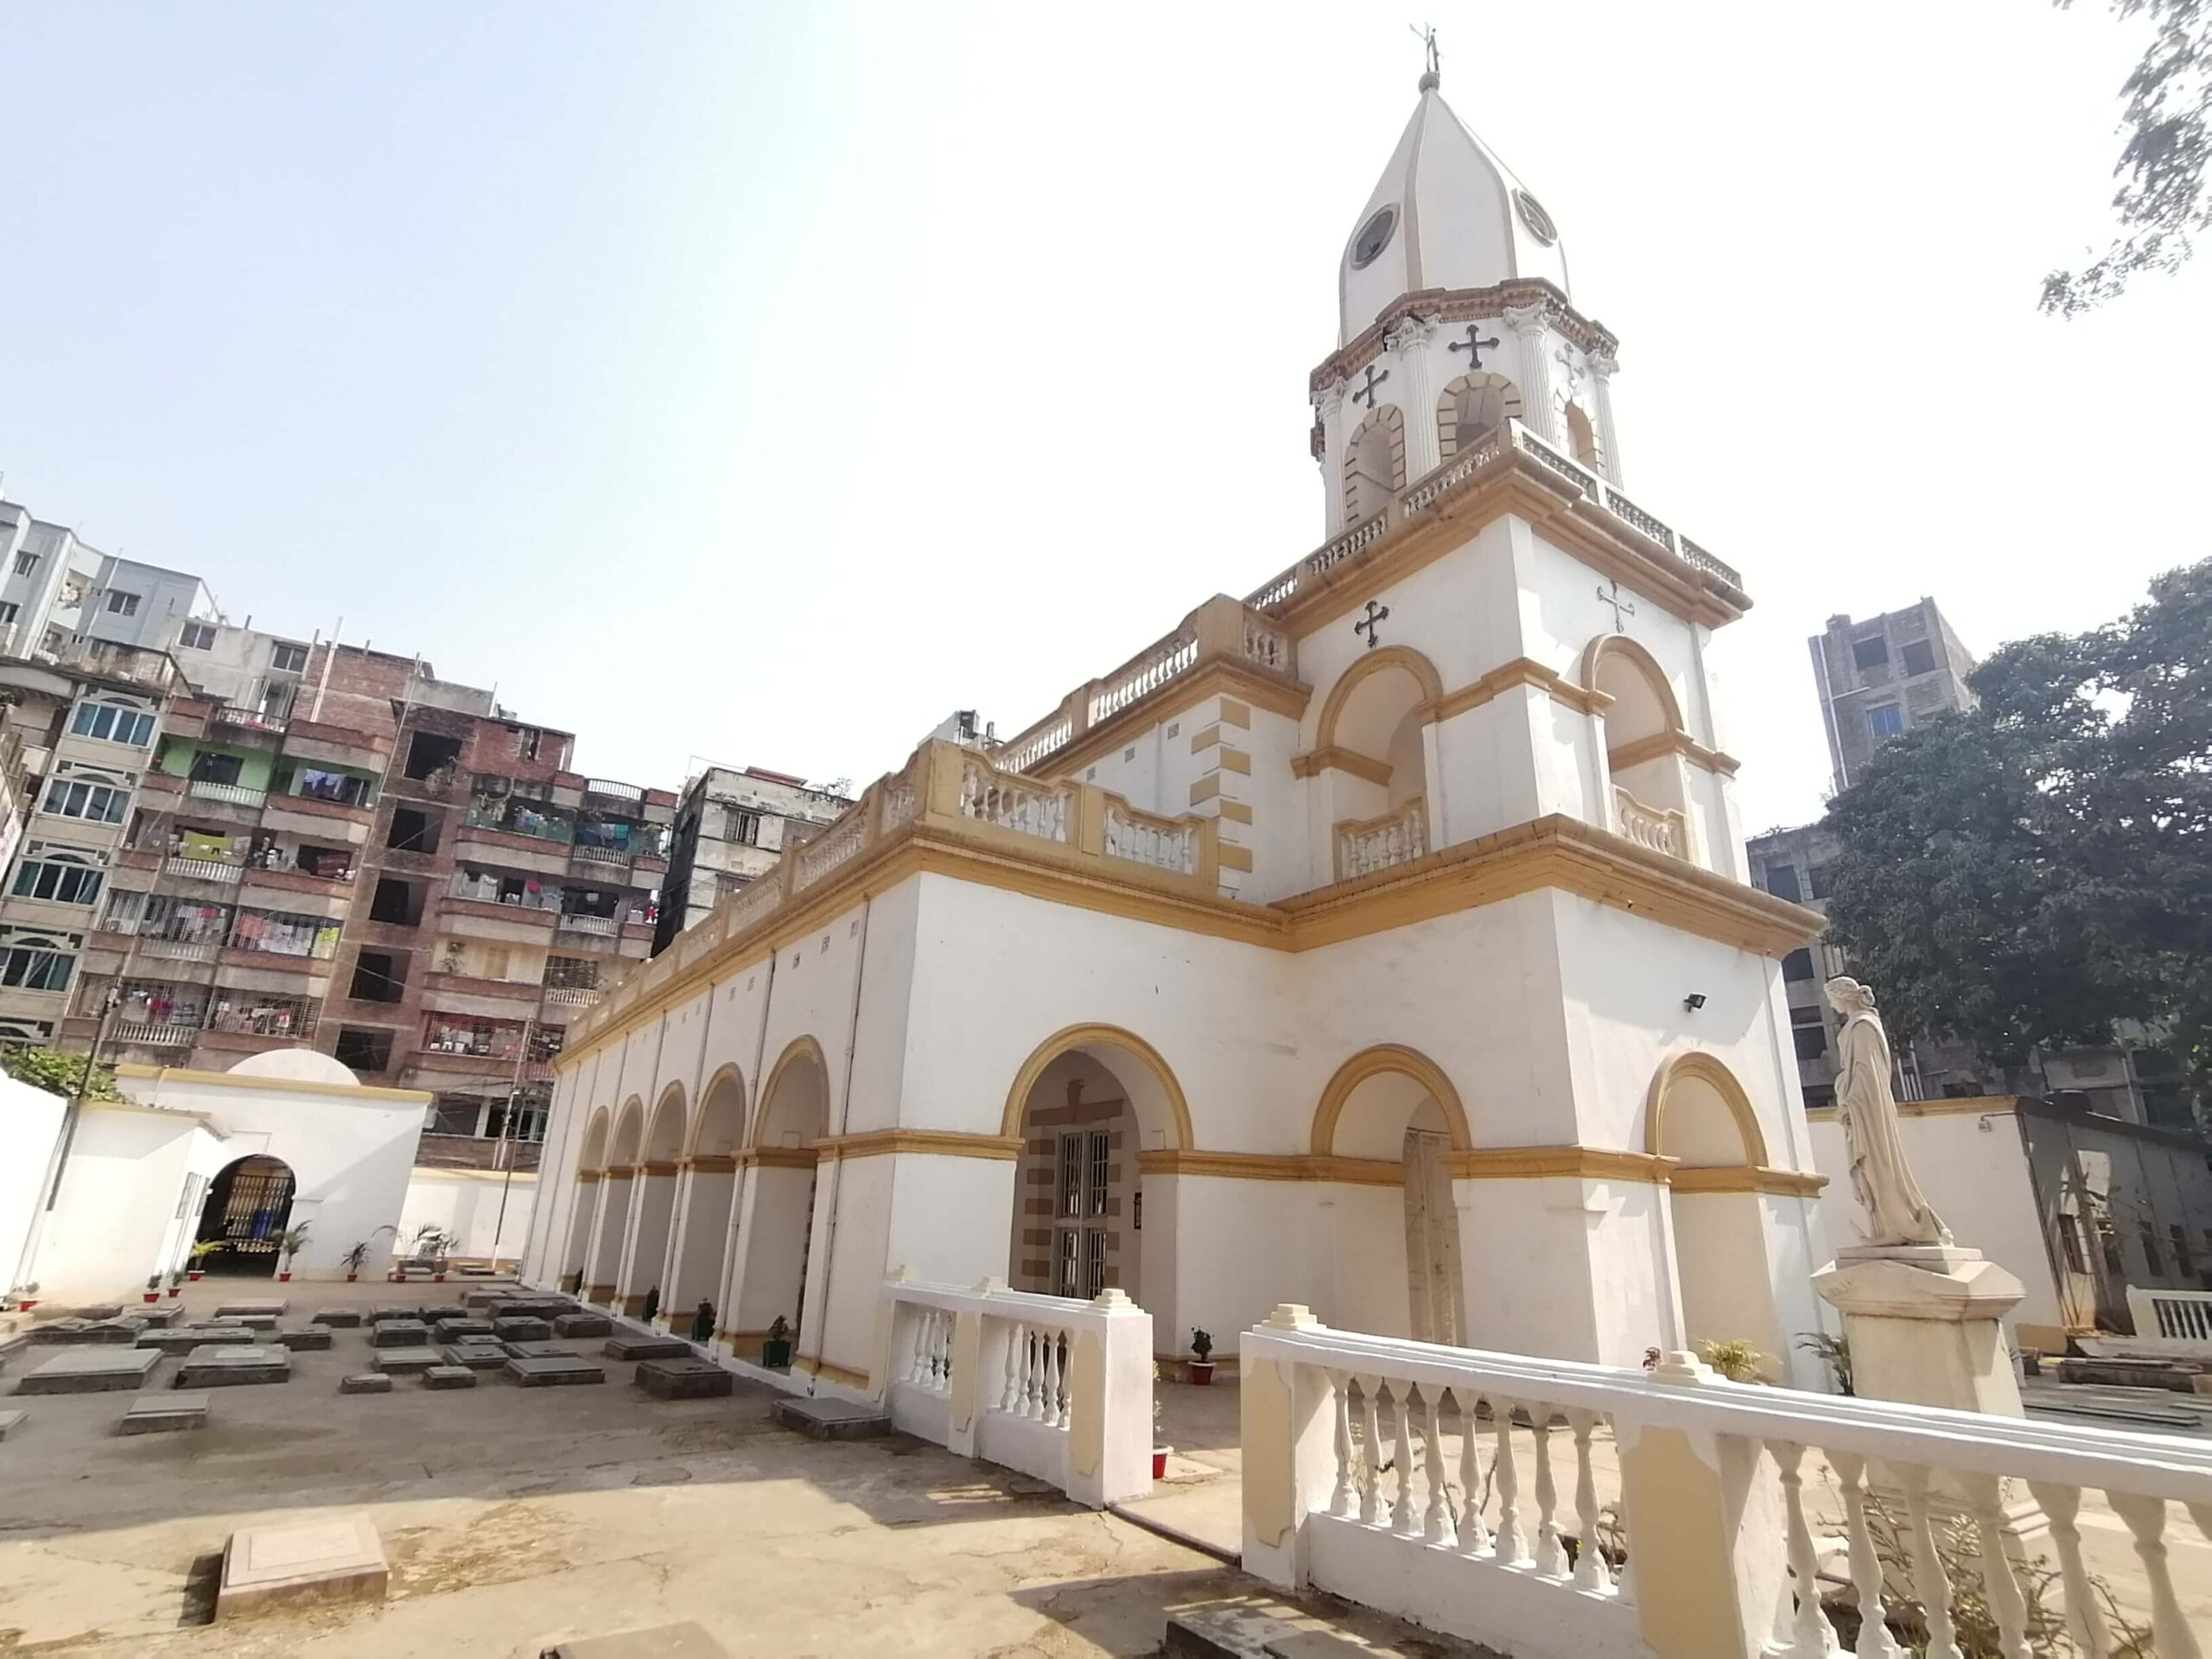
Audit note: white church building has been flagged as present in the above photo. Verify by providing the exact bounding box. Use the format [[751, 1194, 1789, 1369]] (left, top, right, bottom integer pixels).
[[521, 67, 1831, 1393]]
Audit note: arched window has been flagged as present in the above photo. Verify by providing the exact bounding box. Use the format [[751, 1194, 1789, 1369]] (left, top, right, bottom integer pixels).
[[1341, 404, 1405, 526], [1435, 372, 1522, 462], [1564, 402, 1601, 470]]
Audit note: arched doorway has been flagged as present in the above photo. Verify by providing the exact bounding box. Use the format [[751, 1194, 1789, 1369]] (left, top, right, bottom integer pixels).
[[616, 1084, 686, 1317], [727, 1038, 829, 1359], [559, 1109, 611, 1289], [668, 1065, 744, 1323], [585, 1098, 644, 1302], [1001, 1025, 1189, 1340], [1315, 647, 1442, 880], [194, 1154, 296, 1277], [1310, 1046, 1471, 1344], [1648, 1052, 1785, 1376]]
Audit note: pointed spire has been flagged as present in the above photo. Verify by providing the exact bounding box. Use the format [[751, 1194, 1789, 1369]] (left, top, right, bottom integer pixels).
[[1413, 22, 1441, 92]]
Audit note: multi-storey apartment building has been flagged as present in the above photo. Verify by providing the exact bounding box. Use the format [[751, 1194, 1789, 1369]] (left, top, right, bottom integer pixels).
[[1808, 599, 1977, 793], [653, 764, 849, 953]]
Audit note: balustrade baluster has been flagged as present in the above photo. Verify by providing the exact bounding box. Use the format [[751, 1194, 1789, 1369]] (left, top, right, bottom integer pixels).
[[1389, 1380, 1418, 1536], [1567, 1409, 1611, 1592], [1491, 1395, 1528, 1565], [1900, 1465, 1966, 1659], [1957, 1475, 2033, 1659], [1771, 1442, 1840, 1659], [1453, 1388, 1490, 1555], [2025, 1480, 2109, 1659], [905, 1311, 927, 1385], [1044, 1332, 1065, 1428], [1828, 1452, 1901, 1658], [1419, 1383, 1452, 1546], [1328, 1370, 1356, 1518], [2107, 1491, 2202, 1659], [1357, 1377, 1382, 1525], [1530, 1404, 1564, 1576], [1020, 1329, 1041, 1419], [1000, 1320, 1023, 1414]]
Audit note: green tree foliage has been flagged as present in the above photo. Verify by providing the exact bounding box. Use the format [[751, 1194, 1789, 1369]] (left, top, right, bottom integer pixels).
[[0, 1045, 124, 1102], [1822, 560, 2212, 1111], [2046, 0, 2212, 313]]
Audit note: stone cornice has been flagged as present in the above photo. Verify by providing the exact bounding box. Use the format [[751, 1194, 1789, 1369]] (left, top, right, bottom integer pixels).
[[1312, 281, 1620, 393], [814, 1128, 1024, 1162], [1289, 746, 1393, 785], [1607, 729, 1743, 779], [1432, 658, 1612, 723], [1044, 658, 1311, 782], [1672, 1165, 1827, 1198]]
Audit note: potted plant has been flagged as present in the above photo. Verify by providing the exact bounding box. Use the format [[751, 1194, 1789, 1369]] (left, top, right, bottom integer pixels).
[[409, 1224, 450, 1282], [187, 1240, 220, 1281], [760, 1315, 792, 1370], [10, 1281, 37, 1312], [276, 1224, 311, 1282], [1152, 1367, 1171, 1479], [341, 1240, 371, 1282], [143, 1273, 162, 1305], [166, 1268, 185, 1299], [1187, 1328, 1215, 1385]]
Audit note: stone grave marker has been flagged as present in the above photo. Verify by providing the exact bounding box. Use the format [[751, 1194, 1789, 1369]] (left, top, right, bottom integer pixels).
[[423, 1365, 477, 1390], [493, 1316, 553, 1343], [367, 1305, 421, 1325], [232, 1313, 281, 1332], [16, 1347, 163, 1395], [433, 1318, 496, 1343], [505, 1340, 580, 1360], [73, 1304, 124, 1320], [0, 1408, 28, 1440], [213, 1299, 287, 1319], [340, 1373, 391, 1395], [553, 1313, 612, 1338], [175, 1344, 290, 1388], [605, 1336, 691, 1362], [275, 1325, 334, 1351], [309, 1307, 363, 1329], [120, 1391, 210, 1434], [218, 1515, 387, 1619], [372, 1345, 442, 1376], [439, 1344, 508, 1371], [505, 1353, 607, 1388], [418, 1303, 467, 1325], [634, 1357, 735, 1400], [139, 1323, 253, 1356], [372, 1319, 432, 1349]]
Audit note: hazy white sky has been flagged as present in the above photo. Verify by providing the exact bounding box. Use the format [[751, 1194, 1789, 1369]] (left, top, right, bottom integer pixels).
[[1, 2, 2196, 832]]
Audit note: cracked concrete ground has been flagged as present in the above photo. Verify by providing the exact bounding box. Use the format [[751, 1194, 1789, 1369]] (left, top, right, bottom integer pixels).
[[0, 1285, 1448, 1657]]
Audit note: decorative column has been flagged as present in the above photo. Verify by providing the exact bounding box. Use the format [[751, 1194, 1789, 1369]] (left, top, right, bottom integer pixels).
[[1385, 316, 1440, 480], [1503, 303, 1558, 445], [1315, 378, 1348, 533], [1588, 352, 1624, 486]]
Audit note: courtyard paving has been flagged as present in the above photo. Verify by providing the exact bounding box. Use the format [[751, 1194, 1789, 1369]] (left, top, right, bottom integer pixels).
[[0, 1283, 1442, 1657]]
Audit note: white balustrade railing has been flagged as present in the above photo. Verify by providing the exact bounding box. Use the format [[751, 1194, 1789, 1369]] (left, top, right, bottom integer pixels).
[[877, 1274, 1152, 1509], [878, 766, 919, 834], [557, 912, 620, 937], [1103, 800, 1197, 876], [188, 779, 266, 808], [542, 985, 600, 1007], [1336, 799, 1427, 881], [164, 854, 242, 883], [2126, 1285, 2212, 1353], [1611, 786, 1688, 860], [1242, 618, 1293, 675], [1089, 632, 1198, 727], [1242, 1310, 2212, 1659], [959, 757, 1070, 843], [112, 1019, 197, 1048], [795, 810, 868, 889]]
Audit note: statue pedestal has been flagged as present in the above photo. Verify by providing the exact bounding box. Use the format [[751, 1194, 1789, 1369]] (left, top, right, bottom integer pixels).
[[1812, 1244, 2025, 1415]]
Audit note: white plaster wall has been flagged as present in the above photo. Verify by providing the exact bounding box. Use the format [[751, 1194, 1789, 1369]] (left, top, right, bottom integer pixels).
[[399, 1168, 536, 1267], [31, 1105, 213, 1300], [0, 1073, 67, 1295]]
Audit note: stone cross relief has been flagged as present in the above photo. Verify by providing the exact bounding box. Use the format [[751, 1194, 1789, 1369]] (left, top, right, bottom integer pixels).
[[1448, 322, 1500, 369], [1354, 600, 1389, 650], [1351, 363, 1391, 409], [1597, 578, 1636, 632], [1553, 342, 1586, 399]]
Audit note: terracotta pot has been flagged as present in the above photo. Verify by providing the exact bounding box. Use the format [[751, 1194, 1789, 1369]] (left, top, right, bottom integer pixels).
[[16, 1299, 35, 1311], [1152, 1447, 1170, 1480], [143, 1293, 160, 1304], [188, 1270, 204, 1281], [1189, 1361, 1215, 1385], [278, 1271, 292, 1282], [393, 1274, 408, 1284], [433, 1271, 446, 1282], [346, 1273, 358, 1282], [166, 1287, 181, 1299]]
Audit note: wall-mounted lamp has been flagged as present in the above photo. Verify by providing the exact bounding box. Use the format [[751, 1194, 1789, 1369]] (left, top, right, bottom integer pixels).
[[1682, 993, 1707, 1013]]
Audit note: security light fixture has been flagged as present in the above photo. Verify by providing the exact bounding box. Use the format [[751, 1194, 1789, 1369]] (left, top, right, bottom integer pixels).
[[1682, 993, 1707, 1012]]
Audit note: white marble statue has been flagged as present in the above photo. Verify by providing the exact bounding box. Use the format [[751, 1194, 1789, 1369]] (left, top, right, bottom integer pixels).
[[1824, 976, 1952, 1249]]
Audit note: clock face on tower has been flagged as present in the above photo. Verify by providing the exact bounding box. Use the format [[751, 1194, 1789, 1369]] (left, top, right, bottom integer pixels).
[[1514, 189, 1558, 245], [1351, 205, 1399, 270]]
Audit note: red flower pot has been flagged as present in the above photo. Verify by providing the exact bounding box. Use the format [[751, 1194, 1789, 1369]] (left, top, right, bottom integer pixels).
[[187, 1270, 203, 1282], [142, 1293, 160, 1304], [1188, 1362, 1215, 1386], [166, 1287, 181, 1299], [346, 1273, 358, 1282], [1152, 1447, 1170, 1480], [278, 1272, 292, 1282], [16, 1299, 35, 1312]]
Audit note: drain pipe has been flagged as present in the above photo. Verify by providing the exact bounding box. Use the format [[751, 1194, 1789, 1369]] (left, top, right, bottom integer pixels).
[[803, 894, 874, 1391]]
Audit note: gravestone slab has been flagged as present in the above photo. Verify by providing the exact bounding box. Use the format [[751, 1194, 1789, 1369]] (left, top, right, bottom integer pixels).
[[121, 1391, 210, 1434], [137, 1302, 183, 1327], [372, 1346, 442, 1375], [310, 1307, 363, 1329], [770, 1396, 890, 1441], [541, 1622, 732, 1659], [232, 1313, 281, 1332], [16, 1347, 163, 1395], [553, 1313, 612, 1338], [73, 1304, 124, 1321], [634, 1357, 734, 1401], [433, 1319, 496, 1343], [423, 1365, 477, 1390], [139, 1324, 253, 1356], [439, 1344, 508, 1371], [0, 1408, 28, 1440], [175, 1344, 290, 1388], [372, 1320, 432, 1349], [36, 1316, 147, 1344], [505, 1354, 606, 1388], [340, 1373, 391, 1395], [275, 1325, 334, 1351], [218, 1514, 387, 1619], [367, 1306, 421, 1324], [418, 1303, 467, 1324], [461, 1289, 510, 1309], [604, 1336, 690, 1362], [213, 1299, 287, 1319], [493, 1317, 553, 1343], [504, 1341, 580, 1361]]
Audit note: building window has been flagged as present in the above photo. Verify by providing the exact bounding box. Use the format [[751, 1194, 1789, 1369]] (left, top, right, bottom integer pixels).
[[429, 1098, 482, 1136], [41, 777, 129, 823], [727, 808, 761, 845], [1762, 863, 1803, 902], [13, 550, 37, 577], [2173, 1225, 2195, 1279], [1851, 634, 1889, 671], [2142, 1226, 2165, 1277], [296, 767, 370, 806], [1901, 639, 1937, 677], [1866, 704, 1906, 740], [1808, 862, 1837, 900], [104, 590, 140, 617], [0, 941, 74, 991], [269, 641, 309, 674], [70, 702, 156, 747], [2059, 1216, 2088, 1273], [10, 859, 103, 906], [1782, 948, 1816, 983], [180, 620, 218, 651], [0, 602, 18, 625], [1053, 1128, 1114, 1297], [1793, 1021, 1827, 1062], [517, 727, 543, 761]]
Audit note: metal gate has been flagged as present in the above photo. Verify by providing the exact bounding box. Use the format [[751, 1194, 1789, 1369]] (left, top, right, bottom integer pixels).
[[197, 1157, 295, 1272]]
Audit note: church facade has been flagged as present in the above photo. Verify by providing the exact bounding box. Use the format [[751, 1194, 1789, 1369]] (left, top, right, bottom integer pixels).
[[520, 68, 1831, 1392]]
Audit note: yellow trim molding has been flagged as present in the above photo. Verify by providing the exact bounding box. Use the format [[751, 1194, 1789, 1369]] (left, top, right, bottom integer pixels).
[[575, 1168, 605, 1185], [1577, 632, 1687, 732], [1644, 1049, 1771, 1166], [1608, 728, 1742, 778], [682, 1154, 740, 1173], [815, 1128, 1023, 1161], [1445, 1146, 1680, 1183], [1137, 1150, 1408, 1186], [751, 1034, 830, 1148], [1431, 657, 1613, 722], [738, 1146, 819, 1170], [1290, 746, 1394, 785], [685, 1062, 748, 1158], [1051, 659, 1310, 779], [795, 1354, 871, 1389], [113, 1061, 433, 1105], [1672, 1165, 1827, 1198], [1314, 645, 1446, 753], [636, 1160, 680, 1178], [1311, 1044, 1472, 1154], [1001, 1022, 1196, 1149]]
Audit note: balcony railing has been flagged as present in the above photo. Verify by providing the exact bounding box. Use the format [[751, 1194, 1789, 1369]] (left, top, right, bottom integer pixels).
[[211, 704, 288, 735], [542, 985, 601, 1007], [1335, 798, 1427, 882], [557, 912, 620, 937], [570, 842, 632, 868], [138, 938, 221, 963], [111, 1019, 196, 1048], [164, 854, 243, 884], [1243, 419, 1745, 618], [1611, 785, 1688, 861], [188, 779, 266, 809], [446, 871, 563, 912]]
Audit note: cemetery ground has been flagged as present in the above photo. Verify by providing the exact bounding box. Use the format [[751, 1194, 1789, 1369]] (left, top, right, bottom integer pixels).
[[0, 1281, 1437, 1658]]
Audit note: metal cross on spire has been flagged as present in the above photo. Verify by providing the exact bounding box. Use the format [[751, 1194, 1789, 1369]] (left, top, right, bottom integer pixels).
[[1411, 22, 1440, 86]]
